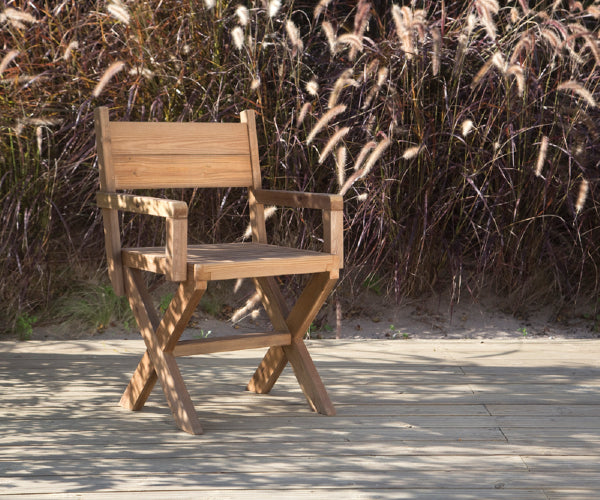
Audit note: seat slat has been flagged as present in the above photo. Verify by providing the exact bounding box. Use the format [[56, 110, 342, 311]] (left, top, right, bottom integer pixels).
[[173, 332, 292, 357], [121, 243, 338, 281], [110, 122, 250, 155], [112, 155, 253, 189]]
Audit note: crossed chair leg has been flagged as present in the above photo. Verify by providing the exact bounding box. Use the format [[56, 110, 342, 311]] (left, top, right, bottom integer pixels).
[[119, 267, 337, 435]]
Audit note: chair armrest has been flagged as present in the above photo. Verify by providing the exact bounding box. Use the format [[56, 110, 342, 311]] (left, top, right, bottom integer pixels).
[[96, 192, 188, 282], [252, 189, 343, 211], [251, 189, 344, 269], [96, 192, 188, 218]]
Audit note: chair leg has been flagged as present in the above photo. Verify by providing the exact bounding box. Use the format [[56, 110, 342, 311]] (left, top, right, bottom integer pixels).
[[122, 267, 206, 435], [248, 272, 337, 415]]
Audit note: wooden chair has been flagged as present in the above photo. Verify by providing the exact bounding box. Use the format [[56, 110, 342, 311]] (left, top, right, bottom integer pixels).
[[94, 107, 343, 434]]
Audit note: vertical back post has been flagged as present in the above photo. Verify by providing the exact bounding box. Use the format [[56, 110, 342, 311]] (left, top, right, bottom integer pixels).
[[241, 110, 268, 244], [95, 106, 125, 296]]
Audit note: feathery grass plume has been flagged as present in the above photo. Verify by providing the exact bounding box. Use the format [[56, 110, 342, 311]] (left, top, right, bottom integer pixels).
[[337, 34, 364, 54], [306, 104, 347, 144], [353, 141, 377, 171], [314, 0, 333, 19], [242, 206, 277, 241], [251, 77, 261, 90], [204, 0, 216, 9], [492, 52, 507, 73], [575, 179, 589, 214], [507, 64, 525, 96], [231, 292, 261, 323], [361, 59, 380, 83], [510, 32, 534, 64], [285, 20, 304, 53], [402, 145, 421, 160], [357, 193, 368, 201], [362, 66, 388, 109], [328, 69, 356, 109], [461, 119, 474, 137], [361, 137, 391, 177], [541, 29, 562, 52], [475, 0, 499, 40], [336, 146, 347, 188], [557, 80, 597, 107], [236, 5, 249, 26], [431, 28, 441, 76], [535, 136, 549, 177], [268, 0, 281, 18], [0, 50, 19, 76], [36, 126, 43, 155], [349, 0, 371, 61], [107, 1, 130, 24], [319, 127, 350, 164], [232, 26, 245, 50], [1, 7, 38, 25], [471, 58, 494, 88], [63, 40, 79, 61], [306, 79, 319, 96], [26, 117, 63, 127], [92, 61, 126, 98], [452, 14, 476, 78], [297, 102, 312, 127], [392, 5, 414, 59], [129, 66, 155, 79], [322, 21, 338, 55], [582, 35, 600, 66], [510, 7, 519, 24]]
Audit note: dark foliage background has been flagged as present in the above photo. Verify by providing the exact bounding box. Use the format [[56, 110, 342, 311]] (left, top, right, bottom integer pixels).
[[1, 0, 599, 332]]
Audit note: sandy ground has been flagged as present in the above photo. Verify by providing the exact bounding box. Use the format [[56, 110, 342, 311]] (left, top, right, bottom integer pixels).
[[27, 287, 600, 342]]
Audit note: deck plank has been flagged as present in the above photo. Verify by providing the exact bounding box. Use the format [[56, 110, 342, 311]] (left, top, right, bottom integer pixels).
[[0, 339, 599, 497]]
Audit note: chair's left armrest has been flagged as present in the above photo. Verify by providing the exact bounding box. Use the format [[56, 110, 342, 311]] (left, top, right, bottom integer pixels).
[[252, 189, 343, 211], [96, 192, 188, 282], [251, 189, 344, 268]]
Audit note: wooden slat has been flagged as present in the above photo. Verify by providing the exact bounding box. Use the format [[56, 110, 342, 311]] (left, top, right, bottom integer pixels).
[[173, 333, 292, 357], [109, 121, 250, 155], [112, 154, 253, 189], [122, 243, 338, 281]]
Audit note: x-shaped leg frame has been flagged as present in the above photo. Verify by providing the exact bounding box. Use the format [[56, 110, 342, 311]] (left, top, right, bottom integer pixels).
[[120, 267, 337, 435]]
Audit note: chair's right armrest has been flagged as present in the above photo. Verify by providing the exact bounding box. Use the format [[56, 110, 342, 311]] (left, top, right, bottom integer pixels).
[[252, 189, 343, 211], [96, 192, 188, 282], [96, 192, 188, 219]]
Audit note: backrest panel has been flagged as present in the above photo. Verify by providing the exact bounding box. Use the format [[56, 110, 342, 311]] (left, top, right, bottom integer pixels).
[[105, 120, 254, 189], [110, 122, 251, 155], [112, 154, 253, 189]]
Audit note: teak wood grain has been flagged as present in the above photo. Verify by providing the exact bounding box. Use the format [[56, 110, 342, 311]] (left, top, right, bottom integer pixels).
[[94, 107, 343, 434]]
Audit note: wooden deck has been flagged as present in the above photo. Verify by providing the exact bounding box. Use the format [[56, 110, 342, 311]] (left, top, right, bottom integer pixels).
[[1, 338, 600, 499]]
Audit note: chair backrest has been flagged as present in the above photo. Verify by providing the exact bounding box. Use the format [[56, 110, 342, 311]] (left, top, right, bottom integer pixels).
[[95, 108, 265, 295], [95, 107, 262, 191]]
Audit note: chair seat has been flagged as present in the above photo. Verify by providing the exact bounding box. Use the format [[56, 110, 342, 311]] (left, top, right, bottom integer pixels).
[[122, 243, 339, 281]]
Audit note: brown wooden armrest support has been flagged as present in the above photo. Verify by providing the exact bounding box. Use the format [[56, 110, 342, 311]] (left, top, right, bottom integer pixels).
[[96, 192, 188, 281]]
